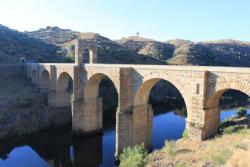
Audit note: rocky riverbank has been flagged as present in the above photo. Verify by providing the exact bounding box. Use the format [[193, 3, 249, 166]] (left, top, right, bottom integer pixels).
[[0, 65, 71, 140], [146, 115, 250, 167]]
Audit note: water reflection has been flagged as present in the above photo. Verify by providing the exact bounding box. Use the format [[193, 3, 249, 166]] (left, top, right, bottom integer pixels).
[[73, 135, 102, 167], [220, 108, 250, 121], [0, 107, 199, 167]]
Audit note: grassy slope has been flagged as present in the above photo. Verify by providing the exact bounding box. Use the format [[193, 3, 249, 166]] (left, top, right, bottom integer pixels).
[[0, 73, 44, 106], [147, 120, 250, 167], [0, 71, 49, 138]]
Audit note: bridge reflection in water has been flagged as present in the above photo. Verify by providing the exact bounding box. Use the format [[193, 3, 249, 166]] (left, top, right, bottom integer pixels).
[[1, 108, 247, 167], [0, 108, 187, 167], [0, 126, 105, 167]]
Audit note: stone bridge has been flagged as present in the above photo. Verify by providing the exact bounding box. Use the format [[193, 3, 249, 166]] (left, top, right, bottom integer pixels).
[[25, 41, 250, 155]]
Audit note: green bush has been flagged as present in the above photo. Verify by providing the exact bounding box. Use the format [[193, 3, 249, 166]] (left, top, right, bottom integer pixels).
[[220, 117, 234, 128], [235, 142, 248, 151], [175, 162, 188, 167], [164, 140, 176, 156], [236, 107, 247, 117], [222, 126, 235, 135], [119, 144, 148, 167], [182, 128, 188, 139], [211, 149, 232, 166], [222, 125, 247, 135], [64, 55, 75, 63]]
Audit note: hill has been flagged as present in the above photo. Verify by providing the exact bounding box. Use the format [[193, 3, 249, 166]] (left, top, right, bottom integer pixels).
[[117, 36, 175, 62], [2, 24, 250, 66], [118, 36, 250, 67], [27, 27, 162, 64], [26, 26, 77, 44], [0, 25, 65, 64]]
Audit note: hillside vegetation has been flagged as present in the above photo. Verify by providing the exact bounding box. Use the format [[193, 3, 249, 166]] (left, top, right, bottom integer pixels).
[[2, 24, 250, 67], [0, 25, 65, 64], [118, 36, 250, 67], [27, 27, 162, 64]]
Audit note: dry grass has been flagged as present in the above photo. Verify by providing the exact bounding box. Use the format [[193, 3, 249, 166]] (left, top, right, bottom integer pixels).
[[147, 129, 250, 167]]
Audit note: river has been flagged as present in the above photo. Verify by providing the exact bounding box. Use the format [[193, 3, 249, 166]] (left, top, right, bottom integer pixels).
[[0, 108, 249, 167]]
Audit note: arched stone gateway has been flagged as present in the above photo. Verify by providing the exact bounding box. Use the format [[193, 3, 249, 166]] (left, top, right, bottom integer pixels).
[[40, 70, 50, 92], [56, 72, 73, 107]]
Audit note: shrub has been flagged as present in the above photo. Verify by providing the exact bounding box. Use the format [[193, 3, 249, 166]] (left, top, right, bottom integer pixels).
[[211, 149, 232, 166], [175, 162, 188, 167], [64, 55, 75, 63], [236, 107, 247, 117], [220, 117, 234, 128], [182, 128, 188, 139], [164, 140, 177, 156], [235, 142, 248, 151], [119, 144, 148, 167], [223, 126, 235, 135], [222, 125, 247, 135]]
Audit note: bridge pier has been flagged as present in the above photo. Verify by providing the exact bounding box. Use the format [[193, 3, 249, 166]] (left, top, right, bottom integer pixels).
[[116, 110, 133, 156], [72, 98, 103, 135], [115, 104, 153, 155], [186, 105, 220, 141], [202, 106, 220, 139], [132, 104, 153, 149]]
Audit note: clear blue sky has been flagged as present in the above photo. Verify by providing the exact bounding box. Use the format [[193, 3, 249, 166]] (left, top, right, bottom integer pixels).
[[0, 0, 250, 41]]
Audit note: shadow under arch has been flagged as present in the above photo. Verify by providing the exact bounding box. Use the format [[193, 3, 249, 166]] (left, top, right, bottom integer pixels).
[[132, 78, 188, 149], [57, 72, 73, 107], [204, 86, 250, 138], [134, 78, 188, 111], [207, 88, 250, 109], [84, 73, 118, 100], [84, 73, 119, 129], [40, 70, 50, 92]]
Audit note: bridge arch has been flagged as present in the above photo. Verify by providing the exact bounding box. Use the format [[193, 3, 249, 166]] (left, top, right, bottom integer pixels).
[[40, 70, 50, 91], [204, 81, 250, 139], [207, 82, 250, 108], [134, 78, 188, 109], [84, 73, 119, 100], [83, 73, 119, 129], [57, 72, 73, 107], [132, 78, 188, 148]]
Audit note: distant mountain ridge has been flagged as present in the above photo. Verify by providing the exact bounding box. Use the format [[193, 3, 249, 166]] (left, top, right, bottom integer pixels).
[[1, 24, 250, 67]]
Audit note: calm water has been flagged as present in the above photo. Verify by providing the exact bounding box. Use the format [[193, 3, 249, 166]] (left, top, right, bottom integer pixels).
[[0, 108, 249, 167]]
